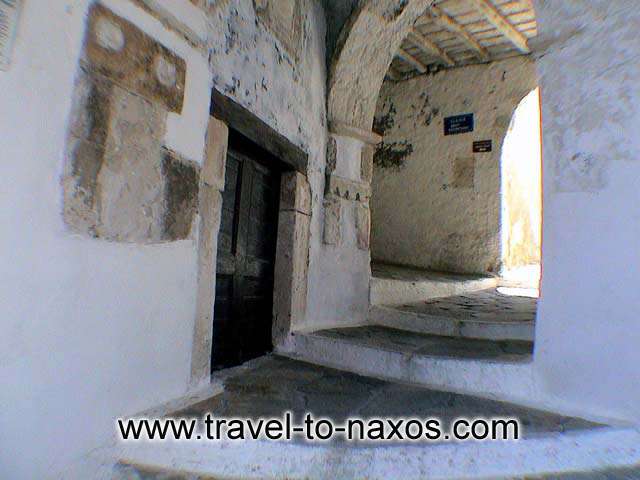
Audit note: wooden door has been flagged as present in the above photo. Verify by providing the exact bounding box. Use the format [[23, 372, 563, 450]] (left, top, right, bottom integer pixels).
[[211, 136, 281, 370]]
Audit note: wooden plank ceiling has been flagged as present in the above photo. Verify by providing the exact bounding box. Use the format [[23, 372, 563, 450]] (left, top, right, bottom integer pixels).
[[388, 0, 537, 80]]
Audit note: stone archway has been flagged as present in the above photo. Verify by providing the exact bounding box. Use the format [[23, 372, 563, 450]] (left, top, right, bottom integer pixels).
[[328, 0, 432, 132]]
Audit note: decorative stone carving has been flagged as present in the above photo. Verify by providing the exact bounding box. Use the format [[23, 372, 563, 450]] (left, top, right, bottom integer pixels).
[[62, 4, 196, 243], [84, 4, 186, 113], [326, 174, 371, 202], [94, 17, 125, 52]]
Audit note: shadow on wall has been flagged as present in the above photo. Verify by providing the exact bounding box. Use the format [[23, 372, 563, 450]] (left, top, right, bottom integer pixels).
[[501, 88, 542, 286]]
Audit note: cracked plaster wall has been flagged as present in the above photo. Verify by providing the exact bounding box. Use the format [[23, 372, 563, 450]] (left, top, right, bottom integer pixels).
[[371, 56, 537, 274]]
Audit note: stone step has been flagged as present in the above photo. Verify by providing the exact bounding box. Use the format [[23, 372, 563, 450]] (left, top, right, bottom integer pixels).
[[371, 263, 498, 306], [115, 462, 215, 479], [116, 355, 640, 480], [291, 325, 537, 405], [369, 289, 536, 342]]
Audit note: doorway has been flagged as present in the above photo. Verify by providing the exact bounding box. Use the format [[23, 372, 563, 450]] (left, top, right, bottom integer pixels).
[[211, 130, 282, 370]]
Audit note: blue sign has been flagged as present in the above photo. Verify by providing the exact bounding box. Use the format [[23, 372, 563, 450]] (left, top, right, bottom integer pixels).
[[444, 113, 474, 136]]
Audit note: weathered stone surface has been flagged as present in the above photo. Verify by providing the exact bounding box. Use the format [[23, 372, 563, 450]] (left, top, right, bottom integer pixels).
[[64, 80, 171, 242], [323, 195, 341, 246], [273, 209, 310, 347], [67, 68, 114, 146], [62, 5, 201, 244], [326, 135, 337, 174], [84, 4, 186, 113], [280, 171, 311, 215], [62, 137, 105, 236], [355, 202, 370, 250], [106, 83, 166, 155], [191, 186, 223, 385], [202, 117, 228, 191], [328, 0, 427, 130], [325, 174, 370, 202], [254, 0, 303, 58], [96, 146, 165, 242], [162, 150, 200, 241], [452, 157, 475, 189], [173, 355, 597, 438], [360, 144, 374, 184], [371, 56, 537, 274]]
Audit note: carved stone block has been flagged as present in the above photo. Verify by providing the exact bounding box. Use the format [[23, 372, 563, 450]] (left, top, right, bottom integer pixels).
[[360, 144, 375, 184], [273, 209, 310, 346], [326, 174, 371, 202], [280, 171, 311, 215], [202, 117, 228, 191], [84, 3, 186, 113], [323, 195, 342, 246]]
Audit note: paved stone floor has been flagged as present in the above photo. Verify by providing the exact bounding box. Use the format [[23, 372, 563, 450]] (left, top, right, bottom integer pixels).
[[372, 262, 495, 284], [313, 325, 534, 362], [172, 355, 593, 440], [117, 462, 640, 479], [395, 288, 537, 324], [525, 467, 640, 479]]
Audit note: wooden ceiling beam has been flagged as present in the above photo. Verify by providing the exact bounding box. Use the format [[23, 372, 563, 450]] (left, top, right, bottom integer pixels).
[[396, 49, 428, 74], [427, 4, 490, 62], [409, 29, 455, 67], [466, 0, 530, 53]]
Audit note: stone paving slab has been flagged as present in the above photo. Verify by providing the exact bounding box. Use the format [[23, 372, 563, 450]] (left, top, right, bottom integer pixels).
[[171, 355, 596, 441], [523, 466, 640, 479], [315, 325, 534, 362], [396, 288, 537, 324]]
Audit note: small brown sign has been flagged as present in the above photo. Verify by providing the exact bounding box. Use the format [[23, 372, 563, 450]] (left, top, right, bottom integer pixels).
[[473, 140, 492, 153]]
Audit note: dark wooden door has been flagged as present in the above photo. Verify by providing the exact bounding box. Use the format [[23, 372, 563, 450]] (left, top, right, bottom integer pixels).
[[211, 137, 281, 370]]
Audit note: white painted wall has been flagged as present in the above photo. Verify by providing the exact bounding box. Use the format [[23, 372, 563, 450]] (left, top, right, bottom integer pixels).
[[0, 0, 328, 478], [203, 0, 363, 333], [372, 57, 537, 274], [532, 0, 640, 423], [206, 0, 369, 333]]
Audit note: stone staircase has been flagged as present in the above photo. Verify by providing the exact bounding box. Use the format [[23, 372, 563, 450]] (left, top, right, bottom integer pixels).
[[369, 262, 535, 343], [112, 356, 640, 480], [110, 267, 640, 480]]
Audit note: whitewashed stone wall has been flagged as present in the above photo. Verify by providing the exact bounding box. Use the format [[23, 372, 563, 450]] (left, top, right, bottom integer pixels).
[[371, 56, 537, 274]]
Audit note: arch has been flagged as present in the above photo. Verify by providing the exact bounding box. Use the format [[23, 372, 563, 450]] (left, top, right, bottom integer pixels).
[[327, 0, 431, 131]]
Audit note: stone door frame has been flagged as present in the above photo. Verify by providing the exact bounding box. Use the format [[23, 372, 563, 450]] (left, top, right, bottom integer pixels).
[[190, 88, 311, 386]]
